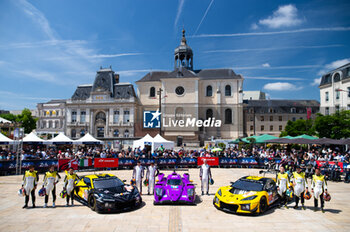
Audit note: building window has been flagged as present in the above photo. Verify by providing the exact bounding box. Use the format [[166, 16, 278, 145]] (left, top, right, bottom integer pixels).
[[71, 129, 76, 138], [113, 110, 120, 124], [347, 105, 350, 110], [348, 87, 350, 98], [124, 129, 129, 138], [41, 121, 45, 129], [250, 116, 253, 121], [336, 90, 340, 100], [48, 121, 52, 128], [291, 108, 296, 113], [347, 68, 350, 77], [250, 125, 254, 131], [279, 116, 282, 121], [279, 125, 282, 131], [335, 105, 340, 112], [206, 85, 213, 97], [225, 85, 231, 96], [249, 108, 254, 113], [81, 111, 86, 123], [260, 116, 264, 121], [270, 116, 273, 121], [224, 109, 232, 124], [149, 87, 156, 97], [113, 129, 119, 137], [80, 129, 85, 137], [325, 107, 329, 115], [206, 109, 213, 120], [261, 125, 264, 131], [56, 110, 59, 116], [269, 108, 273, 113], [325, 92, 329, 102], [55, 120, 59, 129], [71, 111, 77, 123], [292, 117, 296, 121], [123, 110, 130, 123], [270, 125, 273, 131]]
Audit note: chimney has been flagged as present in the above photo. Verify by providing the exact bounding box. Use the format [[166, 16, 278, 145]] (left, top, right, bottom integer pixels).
[[114, 74, 119, 84]]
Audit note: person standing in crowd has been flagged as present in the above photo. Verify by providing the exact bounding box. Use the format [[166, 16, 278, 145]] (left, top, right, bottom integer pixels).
[[64, 167, 79, 207], [146, 161, 159, 195], [292, 166, 308, 209], [22, 165, 39, 208], [132, 161, 144, 194], [199, 159, 212, 196], [276, 166, 290, 208], [311, 167, 328, 213], [43, 165, 61, 208]]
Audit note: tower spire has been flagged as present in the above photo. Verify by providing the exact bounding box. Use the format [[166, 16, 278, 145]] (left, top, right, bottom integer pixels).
[[174, 28, 193, 70]]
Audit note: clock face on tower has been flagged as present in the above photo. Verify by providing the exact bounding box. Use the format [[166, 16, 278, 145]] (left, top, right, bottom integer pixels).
[[175, 86, 185, 96]]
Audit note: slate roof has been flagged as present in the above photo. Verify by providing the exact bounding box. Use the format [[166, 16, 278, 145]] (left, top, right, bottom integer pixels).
[[319, 62, 350, 86], [136, 67, 242, 82], [244, 100, 320, 114]]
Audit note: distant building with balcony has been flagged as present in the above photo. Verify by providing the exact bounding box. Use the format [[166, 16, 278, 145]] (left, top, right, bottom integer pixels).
[[65, 67, 137, 147], [36, 100, 66, 138], [319, 62, 350, 115]]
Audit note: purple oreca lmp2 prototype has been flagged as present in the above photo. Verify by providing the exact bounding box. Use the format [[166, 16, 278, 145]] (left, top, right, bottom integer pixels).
[[153, 172, 196, 205]]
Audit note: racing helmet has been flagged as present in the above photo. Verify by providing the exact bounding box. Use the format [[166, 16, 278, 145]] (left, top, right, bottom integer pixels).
[[286, 189, 294, 200], [209, 178, 214, 185], [143, 179, 149, 186], [323, 192, 331, 202], [38, 187, 46, 197], [60, 190, 67, 198], [130, 179, 136, 186], [303, 190, 312, 200], [18, 188, 25, 197]]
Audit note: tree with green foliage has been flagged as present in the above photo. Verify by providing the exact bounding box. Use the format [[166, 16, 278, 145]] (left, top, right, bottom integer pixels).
[[0, 108, 37, 134], [280, 119, 315, 137], [314, 110, 350, 139]]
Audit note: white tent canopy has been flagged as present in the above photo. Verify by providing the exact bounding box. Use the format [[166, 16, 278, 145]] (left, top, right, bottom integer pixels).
[[74, 133, 103, 145], [132, 134, 154, 151], [48, 132, 73, 145], [0, 133, 13, 144], [153, 134, 174, 151], [22, 132, 46, 144]]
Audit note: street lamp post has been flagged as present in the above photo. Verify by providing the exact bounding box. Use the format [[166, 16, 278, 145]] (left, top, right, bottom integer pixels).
[[157, 88, 163, 136]]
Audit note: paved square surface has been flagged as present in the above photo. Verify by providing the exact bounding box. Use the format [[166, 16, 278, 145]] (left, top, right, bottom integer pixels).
[[0, 168, 349, 232]]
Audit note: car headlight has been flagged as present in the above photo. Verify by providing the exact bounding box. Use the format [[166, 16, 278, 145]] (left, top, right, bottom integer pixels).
[[214, 196, 219, 204], [187, 188, 194, 197], [155, 188, 163, 196], [242, 195, 257, 201], [241, 204, 250, 211], [217, 189, 222, 196]]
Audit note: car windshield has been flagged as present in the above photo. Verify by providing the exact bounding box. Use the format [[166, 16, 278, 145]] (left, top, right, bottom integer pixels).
[[230, 180, 264, 192], [93, 177, 125, 192], [167, 179, 182, 186]]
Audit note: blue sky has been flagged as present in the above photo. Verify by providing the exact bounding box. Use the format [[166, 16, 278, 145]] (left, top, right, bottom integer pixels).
[[0, 0, 349, 110]]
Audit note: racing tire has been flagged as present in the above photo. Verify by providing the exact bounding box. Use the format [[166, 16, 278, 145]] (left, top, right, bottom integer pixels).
[[88, 195, 97, 212], [259, 196, 268, 214]]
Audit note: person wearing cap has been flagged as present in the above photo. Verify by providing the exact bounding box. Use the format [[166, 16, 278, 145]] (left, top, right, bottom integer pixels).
[[276, 166, 290, 208], [292, 166, 308, 209], [132, 161, 144, 194], [311, 167, 328, 212], [199, 159, 212, 196], [146, 162, 159, 195]]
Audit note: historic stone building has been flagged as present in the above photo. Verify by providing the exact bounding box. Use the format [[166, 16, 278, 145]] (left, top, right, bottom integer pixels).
[[243, 100, 320, 137], [36, 99, 66, 138], [319, 62, 350, 115], [136, 30, 244, 146], [65, 67, 137, 147]]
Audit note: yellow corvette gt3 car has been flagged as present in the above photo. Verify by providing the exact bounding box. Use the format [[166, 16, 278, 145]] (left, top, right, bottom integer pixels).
[[213, 176, 279, 214]]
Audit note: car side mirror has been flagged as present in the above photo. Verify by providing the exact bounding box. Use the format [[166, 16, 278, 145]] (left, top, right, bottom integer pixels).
[[123, 180, 127, 182]]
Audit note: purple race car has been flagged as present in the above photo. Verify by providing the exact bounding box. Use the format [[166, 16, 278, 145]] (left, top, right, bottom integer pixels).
[[154, 172, 196, 205]]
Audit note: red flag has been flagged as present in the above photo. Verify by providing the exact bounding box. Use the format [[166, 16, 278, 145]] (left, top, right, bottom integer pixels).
[[307, 108, 312, 120]]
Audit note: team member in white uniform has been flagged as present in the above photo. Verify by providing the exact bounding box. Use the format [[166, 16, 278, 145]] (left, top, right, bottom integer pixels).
[[311, 167, 328, 212], [43, 166, 61, 208], [146, 162, 159, 195], [22, 165, 39, 208], [276, 166, 290, 208], [64, 167, 79, 206], [132, 161, 144, 194], [199, 159, 212, 195], [292, 166, 308, 209]]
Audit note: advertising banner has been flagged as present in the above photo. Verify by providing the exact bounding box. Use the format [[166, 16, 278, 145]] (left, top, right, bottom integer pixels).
[[219, 158, 238, 165], [316, 160, 344, 172], [197, 157, 219, 166], [158, 158, 178, 166], [118, 158, 135, 166], [239, 158, 258, 165], [58, 159, 78, 171], [94, 158, 119, 168]]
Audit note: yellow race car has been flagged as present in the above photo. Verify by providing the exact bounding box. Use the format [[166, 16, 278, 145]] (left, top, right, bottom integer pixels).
[[213, 176, 279, 214], [74, 173, 142, 213]]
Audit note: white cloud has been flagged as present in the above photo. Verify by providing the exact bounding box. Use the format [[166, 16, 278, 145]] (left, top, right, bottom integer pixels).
[[251, 23, 258, 30], [317, 58, 350, 75], [87, 53, 143, 59], [233, 64, 321, 70], [245, 76, 303, 81], [262, 63, 270, 67], [194, 0, 214, 35], [311, 77, 321, 86], [258, 4, 303, 29], [263, 82, 303, 91], [174, 0, 185, 28], [191, 27, 350, 38]]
